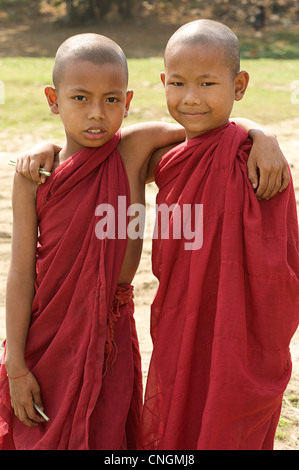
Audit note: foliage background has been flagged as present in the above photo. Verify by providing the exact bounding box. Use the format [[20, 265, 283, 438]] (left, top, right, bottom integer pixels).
[[0, 0, 299, 25]]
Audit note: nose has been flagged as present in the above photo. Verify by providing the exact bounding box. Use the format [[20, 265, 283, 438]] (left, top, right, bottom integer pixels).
[[183, 85, 202, 106], [88, 101, 105, 120]]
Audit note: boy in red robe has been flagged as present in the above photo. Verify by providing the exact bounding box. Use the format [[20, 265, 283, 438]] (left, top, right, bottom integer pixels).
[[0, 33, 186, 450], [140, 20, 299, 450]]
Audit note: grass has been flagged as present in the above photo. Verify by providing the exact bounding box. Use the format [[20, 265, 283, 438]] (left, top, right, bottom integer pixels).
[[238, 28, 299, 60], [0, 55, 299, 148], [0, 57, 58, 142]]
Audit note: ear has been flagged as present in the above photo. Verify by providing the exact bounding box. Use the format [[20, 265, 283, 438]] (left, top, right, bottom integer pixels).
[[160, 72, 166, 87], [44, 86, 59, 114], [234, 71, 249, 102], [124, 89, 134, 118]]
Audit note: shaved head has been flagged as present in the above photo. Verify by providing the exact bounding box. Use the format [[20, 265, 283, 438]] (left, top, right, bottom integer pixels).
[[52, 33, 128, 88], [165, 20, 240, 77]]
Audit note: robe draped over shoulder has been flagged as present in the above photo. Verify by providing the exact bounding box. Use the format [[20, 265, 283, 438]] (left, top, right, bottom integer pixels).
[[0, 132, 142, 449], [140, 122, 299, 450]]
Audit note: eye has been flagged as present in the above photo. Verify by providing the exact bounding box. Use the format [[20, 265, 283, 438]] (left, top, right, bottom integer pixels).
[[201, 82, 215, 87], [106, 97, 120, 103], [170, 82, 184, 87], [74, 95, 87, 101]]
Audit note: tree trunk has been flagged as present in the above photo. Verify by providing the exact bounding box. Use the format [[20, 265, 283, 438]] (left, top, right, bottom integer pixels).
[[118, 0, 135, 19], [95, 0, 112, 17], [65, 0, 77, 23]]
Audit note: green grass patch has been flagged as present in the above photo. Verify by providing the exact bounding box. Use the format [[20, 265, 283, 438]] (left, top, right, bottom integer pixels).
[[232, 58, 299, 123], [276, 416, 293, 441], [239, 29, 299, 60]]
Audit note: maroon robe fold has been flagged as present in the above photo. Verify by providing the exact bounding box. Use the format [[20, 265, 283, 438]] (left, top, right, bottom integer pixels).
[[140, 122, 299, 450], [0, 132, 142, 449]]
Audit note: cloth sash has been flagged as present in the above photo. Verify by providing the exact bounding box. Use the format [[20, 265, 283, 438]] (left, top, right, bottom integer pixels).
[[140, 122, 299, 450], [104, 283, 135, 375], [89, 283, 143, 450], [0, 132, 142, 449]]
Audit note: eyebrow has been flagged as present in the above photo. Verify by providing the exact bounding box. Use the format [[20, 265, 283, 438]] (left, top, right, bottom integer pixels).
[[69, 87, 124, 95], [168, 73, 219, 79]]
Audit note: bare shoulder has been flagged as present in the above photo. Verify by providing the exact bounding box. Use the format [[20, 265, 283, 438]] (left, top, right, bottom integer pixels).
[[118, 122, 184, 172], [119, 122, 163, 165]]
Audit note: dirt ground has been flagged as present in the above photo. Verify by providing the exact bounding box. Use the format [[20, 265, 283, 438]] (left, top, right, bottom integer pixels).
[[0, 15, 298, 450]]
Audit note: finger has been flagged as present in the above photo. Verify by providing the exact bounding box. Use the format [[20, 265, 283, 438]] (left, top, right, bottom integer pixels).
[[41, 158, 53, 175], [14, 155, 43, 183], [21, 393, 44, 424], [247, 161, 259, 190], [32, 388, 44, 414], [37, 157, 52, 184], [14, 405, 39, 428], [266, 171, 283, 199], [26, 401, 45, 424], [17, 155, 31, 179], [15, 156, 24, 175], [255, 172, 270, 200], [259, 171, 280, 200], [263, 164, 291, 199], [279, 165, 291, 192], [29, 159, 44, 184], [31, 382, 47, 422]]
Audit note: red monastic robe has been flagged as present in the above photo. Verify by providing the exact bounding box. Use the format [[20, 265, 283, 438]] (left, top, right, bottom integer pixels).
[[140, 122, 299, 450], [0, 132, 142, 450]]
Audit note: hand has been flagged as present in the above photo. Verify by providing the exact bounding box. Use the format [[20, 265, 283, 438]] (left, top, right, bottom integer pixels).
[[15, 142, 60, 184], [247, 130, 290, 200], [8, 371, 46, 427]]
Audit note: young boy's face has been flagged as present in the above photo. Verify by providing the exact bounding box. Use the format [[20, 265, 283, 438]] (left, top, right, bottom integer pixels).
[[45, 60, 133, 155], [161, 42, 248, 139]]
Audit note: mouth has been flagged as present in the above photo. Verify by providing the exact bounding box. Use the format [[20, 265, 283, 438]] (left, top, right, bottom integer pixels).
[[181, 111, 207, 119], [84, 127, 107, 139]]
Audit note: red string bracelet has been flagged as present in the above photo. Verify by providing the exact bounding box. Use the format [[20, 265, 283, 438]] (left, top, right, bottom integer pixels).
[[7, 369, 29, 379]]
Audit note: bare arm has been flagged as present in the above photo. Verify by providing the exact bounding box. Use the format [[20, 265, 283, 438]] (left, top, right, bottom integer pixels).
[[119, 121, 185, 180], [146, 144, 176, 183], [5, 174, 45, 427], [232, 117, 290, 199], [16, 141, 62, 184], [121, 121, 185, 157], [15, 123, 185, 185]]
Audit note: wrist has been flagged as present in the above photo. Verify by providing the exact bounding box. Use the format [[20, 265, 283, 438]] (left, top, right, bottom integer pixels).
[[7, 369, 29, 380], [5, 354, 27, 377], [248, 128, 277, 140]]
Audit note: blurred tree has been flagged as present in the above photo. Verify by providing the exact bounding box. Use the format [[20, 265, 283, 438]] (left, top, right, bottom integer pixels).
[[94, 0, 112, 17], [65, 0, 76, 22], [48, 0, 136, 22], [118, 0, 136, 19], [0, 0, 298, 24], [0, 0, 43, 19], [253, 5, 266, 31]]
